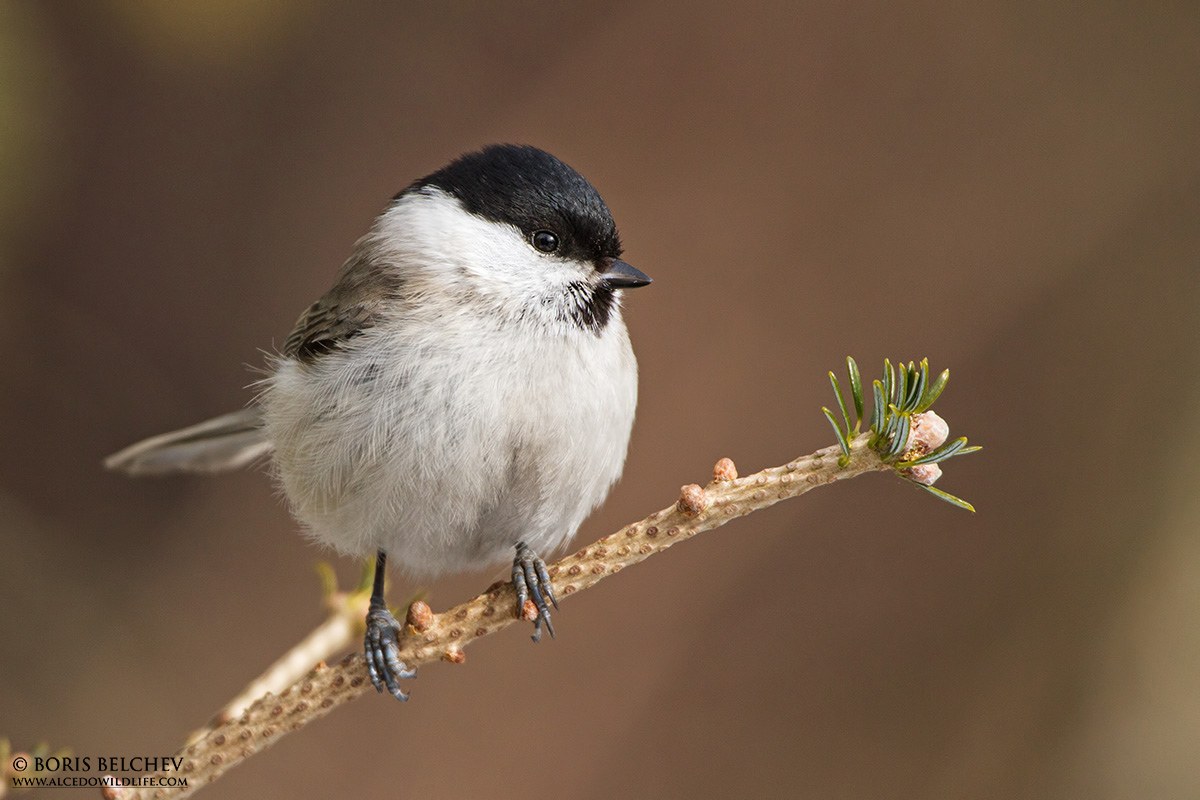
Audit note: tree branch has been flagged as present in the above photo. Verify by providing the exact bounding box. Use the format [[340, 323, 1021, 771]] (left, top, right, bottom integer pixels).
[[103, 435, 897, 799], [100, 357, 978, 799]]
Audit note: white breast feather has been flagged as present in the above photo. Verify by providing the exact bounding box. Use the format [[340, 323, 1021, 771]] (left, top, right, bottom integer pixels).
[[260, 190, 638, 575]]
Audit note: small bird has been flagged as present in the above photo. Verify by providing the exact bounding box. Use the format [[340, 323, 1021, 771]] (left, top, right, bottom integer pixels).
[[106, 144, 650, 701]]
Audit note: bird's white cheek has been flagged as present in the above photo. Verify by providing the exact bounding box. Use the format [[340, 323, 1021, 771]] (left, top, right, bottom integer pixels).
[[373, 189, 589, 307]]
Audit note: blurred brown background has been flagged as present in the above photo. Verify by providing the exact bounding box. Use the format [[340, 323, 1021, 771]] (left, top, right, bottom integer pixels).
[[2, 1, 1198, 797]]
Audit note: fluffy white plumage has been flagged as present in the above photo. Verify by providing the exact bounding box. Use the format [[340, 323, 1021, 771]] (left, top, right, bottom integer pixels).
[[105, 144, 647, 697], [261, 188, 638, 574]]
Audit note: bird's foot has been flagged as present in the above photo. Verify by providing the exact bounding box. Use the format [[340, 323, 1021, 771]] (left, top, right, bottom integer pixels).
[[364, 599, 416, 701], [512, 541, 558, 643]]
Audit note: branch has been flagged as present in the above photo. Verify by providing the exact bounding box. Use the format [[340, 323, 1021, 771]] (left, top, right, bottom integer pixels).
[[99, 358, 978, 800]]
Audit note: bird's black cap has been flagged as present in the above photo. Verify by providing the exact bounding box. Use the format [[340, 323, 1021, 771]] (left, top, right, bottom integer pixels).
[[404, 144, 623, 265]]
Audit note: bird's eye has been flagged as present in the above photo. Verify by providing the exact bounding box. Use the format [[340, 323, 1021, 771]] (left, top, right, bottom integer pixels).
[[531, 230, 559, 254]]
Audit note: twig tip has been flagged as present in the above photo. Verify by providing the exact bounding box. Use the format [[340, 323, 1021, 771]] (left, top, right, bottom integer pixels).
[[903, 463, 943, 486], [909, 411, 949, 453], [677, 484, 709, 516], [520, 599, 539, 623], [712, 458, 738, 482], [406, 601, 434, 633]]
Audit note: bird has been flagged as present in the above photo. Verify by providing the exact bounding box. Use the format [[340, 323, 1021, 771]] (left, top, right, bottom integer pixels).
[[105, 144, 651, 701]]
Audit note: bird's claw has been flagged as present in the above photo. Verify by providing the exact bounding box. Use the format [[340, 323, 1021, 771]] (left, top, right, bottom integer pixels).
[[513, 541, 558, 643], [365, 600, 416, 701]]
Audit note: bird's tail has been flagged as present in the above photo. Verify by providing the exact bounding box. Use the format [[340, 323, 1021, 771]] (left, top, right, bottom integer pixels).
[[104, 407, 272, 476]]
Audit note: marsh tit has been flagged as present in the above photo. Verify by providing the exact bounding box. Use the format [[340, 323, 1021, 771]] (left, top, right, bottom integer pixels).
[[106, 144, 651, 701]]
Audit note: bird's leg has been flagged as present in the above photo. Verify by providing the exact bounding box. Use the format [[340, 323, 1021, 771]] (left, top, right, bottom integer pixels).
[[364, 550, 416, 701], [512, 541, 558, 643]]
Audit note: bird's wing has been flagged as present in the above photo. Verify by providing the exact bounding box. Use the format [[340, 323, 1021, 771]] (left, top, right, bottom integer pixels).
[[283, 243, 405, 362]]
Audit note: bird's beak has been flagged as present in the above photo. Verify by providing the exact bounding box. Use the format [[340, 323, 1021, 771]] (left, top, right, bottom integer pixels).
[[600, 259, 652, 289]]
